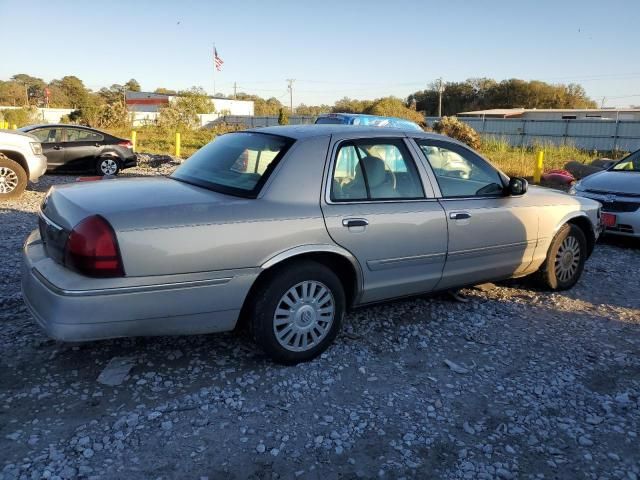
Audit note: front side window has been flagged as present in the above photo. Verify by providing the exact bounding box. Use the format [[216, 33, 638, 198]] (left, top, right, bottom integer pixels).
[[171, 132, 294, 197], [331, 139, 424, 201], [416, 140, 504, 197], [31, 128, 62, 143], [65, 128, 104, 142]]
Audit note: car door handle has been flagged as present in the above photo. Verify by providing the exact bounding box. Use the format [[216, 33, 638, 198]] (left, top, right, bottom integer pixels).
[[449, 212, 471, 220], [342, 218, 369, 228], [53, 146, 62, 150]]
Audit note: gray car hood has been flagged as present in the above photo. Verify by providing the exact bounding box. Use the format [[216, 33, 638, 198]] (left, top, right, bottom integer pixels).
[[43, 176, 250, 231], [580, 170, 640, 196]]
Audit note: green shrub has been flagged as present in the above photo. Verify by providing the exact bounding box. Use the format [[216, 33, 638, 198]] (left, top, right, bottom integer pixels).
[[0, 107, 40, 127], [278, 108, 289, 125], [432, 116, 481, 150]]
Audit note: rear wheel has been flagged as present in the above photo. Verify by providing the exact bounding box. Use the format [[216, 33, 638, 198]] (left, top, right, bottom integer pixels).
[[97, 157, 120, 176], [538, 223, 587, 290], [250, 260, 345, 364], [0, 154, 27, 200]]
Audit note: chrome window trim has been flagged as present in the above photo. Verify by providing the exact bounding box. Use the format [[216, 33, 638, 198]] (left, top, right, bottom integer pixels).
[[323, 135, 438, 206]]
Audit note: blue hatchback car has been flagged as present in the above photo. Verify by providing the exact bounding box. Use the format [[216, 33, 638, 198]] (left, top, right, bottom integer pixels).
[[315, 113, 423, 131]]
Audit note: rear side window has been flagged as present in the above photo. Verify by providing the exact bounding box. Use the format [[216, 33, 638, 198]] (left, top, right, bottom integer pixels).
[[65, 128, 104, 142], [331, 139, 424, 201], [172, 132, 294, 198]]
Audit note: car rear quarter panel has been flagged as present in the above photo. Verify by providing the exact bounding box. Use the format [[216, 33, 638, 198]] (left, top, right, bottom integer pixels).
[[118, 135, 335, 277]]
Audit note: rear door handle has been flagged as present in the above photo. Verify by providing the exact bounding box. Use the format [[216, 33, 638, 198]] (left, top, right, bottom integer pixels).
[[342, 218, 369, 228], [449, 212, 471, 220]]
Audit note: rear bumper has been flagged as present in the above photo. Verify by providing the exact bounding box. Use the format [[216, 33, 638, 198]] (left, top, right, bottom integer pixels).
[[122, 153, 137, 169], [21, 230, 258, 342]]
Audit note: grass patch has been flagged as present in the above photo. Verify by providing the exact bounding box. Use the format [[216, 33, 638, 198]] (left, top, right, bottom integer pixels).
[[479, 136, 626, 178]]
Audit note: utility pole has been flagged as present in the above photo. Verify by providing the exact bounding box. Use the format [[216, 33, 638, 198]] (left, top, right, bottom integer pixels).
[[286, 79, 295, 114], [600, 96, 606, 109], [436, 77, 444, 117], [233, 82, 237, 100]]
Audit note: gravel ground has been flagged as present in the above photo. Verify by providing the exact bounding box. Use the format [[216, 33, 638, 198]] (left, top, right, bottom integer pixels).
[[1, 158, 639, 480]]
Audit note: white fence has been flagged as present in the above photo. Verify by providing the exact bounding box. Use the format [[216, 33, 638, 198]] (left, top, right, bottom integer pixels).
[[426, 117, 640, 152], [213, 115, 316, 128], [0, 106, 75, 123]]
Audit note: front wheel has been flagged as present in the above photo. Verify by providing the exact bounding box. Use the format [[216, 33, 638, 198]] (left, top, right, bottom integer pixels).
[[538, 223, 587, 290], [0, 154, 28, 200], [250, 260, 345, 364], [96, 157, 120, 176]]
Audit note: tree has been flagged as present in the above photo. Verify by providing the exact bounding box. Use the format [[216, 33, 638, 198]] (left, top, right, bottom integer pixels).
[[48, 76, 89, 108], [11, 74, 46, 104], [408, 78, 597, 116], [158, 87, 214, 130], [295, 103, 331, 116], [154, 87, 177, 95], [365, 97, 424, 124], [98, 84, 125, 104], [125, 79, 141, 92], [332, 97, 374, 114], [278, 107, 289, 125]]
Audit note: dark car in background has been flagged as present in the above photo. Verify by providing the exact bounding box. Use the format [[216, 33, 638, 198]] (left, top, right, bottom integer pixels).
[[19, 125, 137, 175]]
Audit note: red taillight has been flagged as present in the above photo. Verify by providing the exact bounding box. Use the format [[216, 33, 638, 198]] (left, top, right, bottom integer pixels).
[[118, 140, 132, 148], [64, 215, 124, 277]]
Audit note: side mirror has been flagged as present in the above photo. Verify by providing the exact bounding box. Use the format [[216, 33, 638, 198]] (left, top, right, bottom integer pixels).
[[508, 177, 528, 196]]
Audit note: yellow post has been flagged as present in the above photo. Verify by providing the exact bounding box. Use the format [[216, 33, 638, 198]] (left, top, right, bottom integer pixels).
[[2, 121, 7, 129], [11, 124, 17, 130], [533, 150, 544, 184], [175, 132, 181, 158], [131, 130, 137, 152]]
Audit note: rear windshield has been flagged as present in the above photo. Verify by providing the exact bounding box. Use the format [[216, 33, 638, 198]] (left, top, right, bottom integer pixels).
[[171, 132, 294, 197], [315, 116, 346, 124]]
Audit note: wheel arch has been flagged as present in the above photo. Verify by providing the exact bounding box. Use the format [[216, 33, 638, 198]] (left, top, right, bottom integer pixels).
[[566, 214, 596, 257], [237, 245, 364, 330], [0, 150, 29, 177]]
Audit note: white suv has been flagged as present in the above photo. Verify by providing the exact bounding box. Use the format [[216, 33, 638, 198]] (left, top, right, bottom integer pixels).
[[0, 130, 48, 200]]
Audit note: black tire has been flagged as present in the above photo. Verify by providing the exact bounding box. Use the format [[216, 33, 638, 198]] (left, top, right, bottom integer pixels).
[[96, 157, 121, 176], [250, 260, 345, 364], [538, 223, 587, 290], [0, 154, 28, 200]]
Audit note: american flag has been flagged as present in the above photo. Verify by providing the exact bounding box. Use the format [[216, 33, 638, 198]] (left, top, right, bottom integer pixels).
[[214, 48, 224, 71]]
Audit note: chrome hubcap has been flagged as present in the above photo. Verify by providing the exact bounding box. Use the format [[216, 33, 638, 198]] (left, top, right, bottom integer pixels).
[[273, 280, 335, 352], [0, 166, 19, 194], [555, 235, 580, 282], [100, 159, 118, 175]]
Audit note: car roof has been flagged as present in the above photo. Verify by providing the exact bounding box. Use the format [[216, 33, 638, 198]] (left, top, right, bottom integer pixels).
[[250, 124, 452, 142], [21, 124, 110, 134]]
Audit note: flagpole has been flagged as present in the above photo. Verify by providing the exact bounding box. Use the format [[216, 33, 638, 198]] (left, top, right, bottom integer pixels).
[[212, 42, 216, 97]]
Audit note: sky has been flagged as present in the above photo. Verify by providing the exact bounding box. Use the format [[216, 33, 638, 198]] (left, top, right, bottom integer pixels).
[[1, 0, 639, 108]]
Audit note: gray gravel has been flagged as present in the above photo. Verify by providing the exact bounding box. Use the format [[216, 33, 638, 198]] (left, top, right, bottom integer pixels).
[[1, 157, 639, 479]]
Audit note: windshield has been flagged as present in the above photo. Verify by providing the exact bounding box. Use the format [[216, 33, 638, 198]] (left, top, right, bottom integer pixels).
[[315, 116, 346, 124], [171, 132, 294, 197], [611, 151, 640, 172]]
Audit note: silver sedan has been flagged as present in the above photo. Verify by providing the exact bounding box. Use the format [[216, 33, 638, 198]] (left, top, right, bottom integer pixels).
[[22, 126, 601, 363], [571, 149, 640, 238]]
